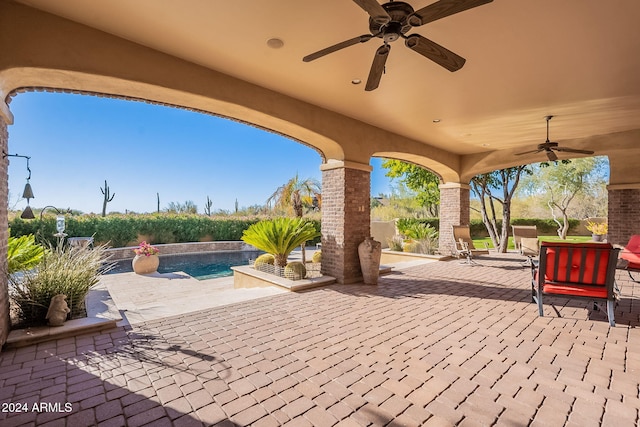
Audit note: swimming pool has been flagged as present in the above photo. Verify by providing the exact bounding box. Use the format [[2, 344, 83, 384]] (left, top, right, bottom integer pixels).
[[107, 250, 262, 280]]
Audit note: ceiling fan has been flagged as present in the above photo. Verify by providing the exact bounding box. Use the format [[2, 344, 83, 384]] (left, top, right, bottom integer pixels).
[[302, 0, 493, 91], [516, 116, 595, 161]]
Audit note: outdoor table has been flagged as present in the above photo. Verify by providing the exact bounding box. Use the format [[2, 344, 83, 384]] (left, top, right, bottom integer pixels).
[[67, 237, 94, 248]]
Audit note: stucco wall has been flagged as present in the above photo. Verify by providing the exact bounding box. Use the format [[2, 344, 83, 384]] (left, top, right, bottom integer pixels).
[[371, 220, 396, 249], [0, 117, 9, 346]]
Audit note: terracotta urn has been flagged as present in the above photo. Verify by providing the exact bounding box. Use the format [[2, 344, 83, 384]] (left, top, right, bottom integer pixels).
[[358, 237, 382, 285], [132, 254, 159, 274]]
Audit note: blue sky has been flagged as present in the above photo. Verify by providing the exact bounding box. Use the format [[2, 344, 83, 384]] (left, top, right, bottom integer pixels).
[[7, 92, 393, 214]]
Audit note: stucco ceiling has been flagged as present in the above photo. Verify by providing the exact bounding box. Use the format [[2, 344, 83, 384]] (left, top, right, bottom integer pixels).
[[14, 0, 640, 158]]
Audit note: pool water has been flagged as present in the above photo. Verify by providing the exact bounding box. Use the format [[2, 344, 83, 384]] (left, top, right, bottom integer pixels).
[[108, 250, 262, 280]]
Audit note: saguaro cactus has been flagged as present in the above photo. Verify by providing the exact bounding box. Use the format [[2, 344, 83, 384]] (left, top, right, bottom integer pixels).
[[100, 180, 115, 217], [204, 196, 213, 216]]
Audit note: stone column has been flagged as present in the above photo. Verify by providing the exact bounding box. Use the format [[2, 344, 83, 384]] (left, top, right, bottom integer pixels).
[[438, 182, 470, 256], [607, 184, 640, 246], [0, 110, 11, 347], [320, 161, 371, 284]]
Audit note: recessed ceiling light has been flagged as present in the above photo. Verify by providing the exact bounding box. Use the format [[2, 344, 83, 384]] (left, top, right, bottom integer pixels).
[[432, 119, 441, 123], [351, 79, 362, 85], [266, 38, 284, 49]]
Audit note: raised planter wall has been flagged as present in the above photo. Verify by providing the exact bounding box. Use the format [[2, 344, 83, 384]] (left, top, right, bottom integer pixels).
[[380, 250, 447, 264]]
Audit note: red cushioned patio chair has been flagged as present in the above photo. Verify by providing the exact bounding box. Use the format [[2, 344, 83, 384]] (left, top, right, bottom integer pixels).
[[619, 235, 640, 282], [531, 242, 620, 326]]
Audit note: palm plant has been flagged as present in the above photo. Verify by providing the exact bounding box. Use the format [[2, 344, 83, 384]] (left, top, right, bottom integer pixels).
[[267, 173, 321, 217], [241, 218, 320, 267], [266, 174, 321, 263], [7, 234, 46, 274]]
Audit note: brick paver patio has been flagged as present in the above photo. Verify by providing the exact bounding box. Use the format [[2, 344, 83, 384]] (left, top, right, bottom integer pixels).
[[2, 254, 640, 426]]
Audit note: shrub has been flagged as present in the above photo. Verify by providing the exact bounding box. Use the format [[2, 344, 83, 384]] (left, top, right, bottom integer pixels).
[[586, 221, 607, 235], [387, 235, 404, 251], [311, 251, 322, 263], [402, 222, 439, 255], [7, 234, 45, 274], [9, 214, 322, 248], [396, 218, 439, 236], [10, 244, 113, 326]]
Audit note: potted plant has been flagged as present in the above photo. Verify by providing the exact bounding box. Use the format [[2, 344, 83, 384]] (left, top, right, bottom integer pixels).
[[132, 241, 160, 274], [586, 221, 608, 242]]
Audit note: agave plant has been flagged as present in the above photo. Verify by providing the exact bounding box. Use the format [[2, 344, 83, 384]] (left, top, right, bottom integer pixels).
[[241, 218, 320, 267]]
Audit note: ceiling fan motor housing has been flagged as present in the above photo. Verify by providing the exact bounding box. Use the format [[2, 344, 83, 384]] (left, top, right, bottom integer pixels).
[[369, 1, 414, 38], [539, 142, 558, 150]]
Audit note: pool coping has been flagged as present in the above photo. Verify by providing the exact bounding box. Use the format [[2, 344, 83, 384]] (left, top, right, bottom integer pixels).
[[106, 241, 256, 261]]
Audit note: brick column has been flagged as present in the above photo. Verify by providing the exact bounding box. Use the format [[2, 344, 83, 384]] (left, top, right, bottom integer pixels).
[[607, 184, 640, 246], [320, 161, 371, 284], [438, 182, 470, 256], [0, 114, 10, 347]]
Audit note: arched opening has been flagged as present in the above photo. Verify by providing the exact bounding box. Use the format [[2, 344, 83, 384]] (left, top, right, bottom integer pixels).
[[7, 91, 325, 216]]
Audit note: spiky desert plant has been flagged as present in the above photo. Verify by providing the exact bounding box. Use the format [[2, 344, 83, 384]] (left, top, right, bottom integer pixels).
[[10, 243, 114, 326], [284, 261, 306, 280], [241, 218, 320, 267], [7, 234, 46, 274], [253, 253, 275, 272], [101, 179, 115, 217]]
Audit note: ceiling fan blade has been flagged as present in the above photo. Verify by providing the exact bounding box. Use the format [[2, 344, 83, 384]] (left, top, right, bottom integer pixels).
[[515, 149, 543, 156], [546, 150, 558, 161], [352, 0, 391, 25], [408, 0, 493, 27], [365, 44, 390, 91], [405, 34, 465, 72], [554, 147, 595, 155], [303, 35, 374, 62]]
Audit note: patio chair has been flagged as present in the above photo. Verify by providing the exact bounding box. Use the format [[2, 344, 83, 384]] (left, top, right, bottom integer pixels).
[[512, 225, 539, 256], [452, 225, 489, 265], [531, 241, 620, 326], [619, 235, 640, 282]]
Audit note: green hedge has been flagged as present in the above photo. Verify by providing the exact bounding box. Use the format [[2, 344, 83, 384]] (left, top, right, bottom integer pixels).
[[396, 217, 581, 238], [10, 213, 577, 248], [9, 214, 322, 248]]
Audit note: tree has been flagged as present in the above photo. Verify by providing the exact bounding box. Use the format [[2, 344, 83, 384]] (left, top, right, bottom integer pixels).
[[470, 166, 530, 253], [267, 173, 321, 217], [521, 157, 607, 239], [100, 180, 115, 217], [166, 201, 198, 214], [381, 159, 440, 217]]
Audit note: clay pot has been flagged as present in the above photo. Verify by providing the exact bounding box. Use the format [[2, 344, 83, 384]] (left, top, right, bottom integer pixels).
[[358, 237, 382, 285], [132, 254, 159, 274]]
